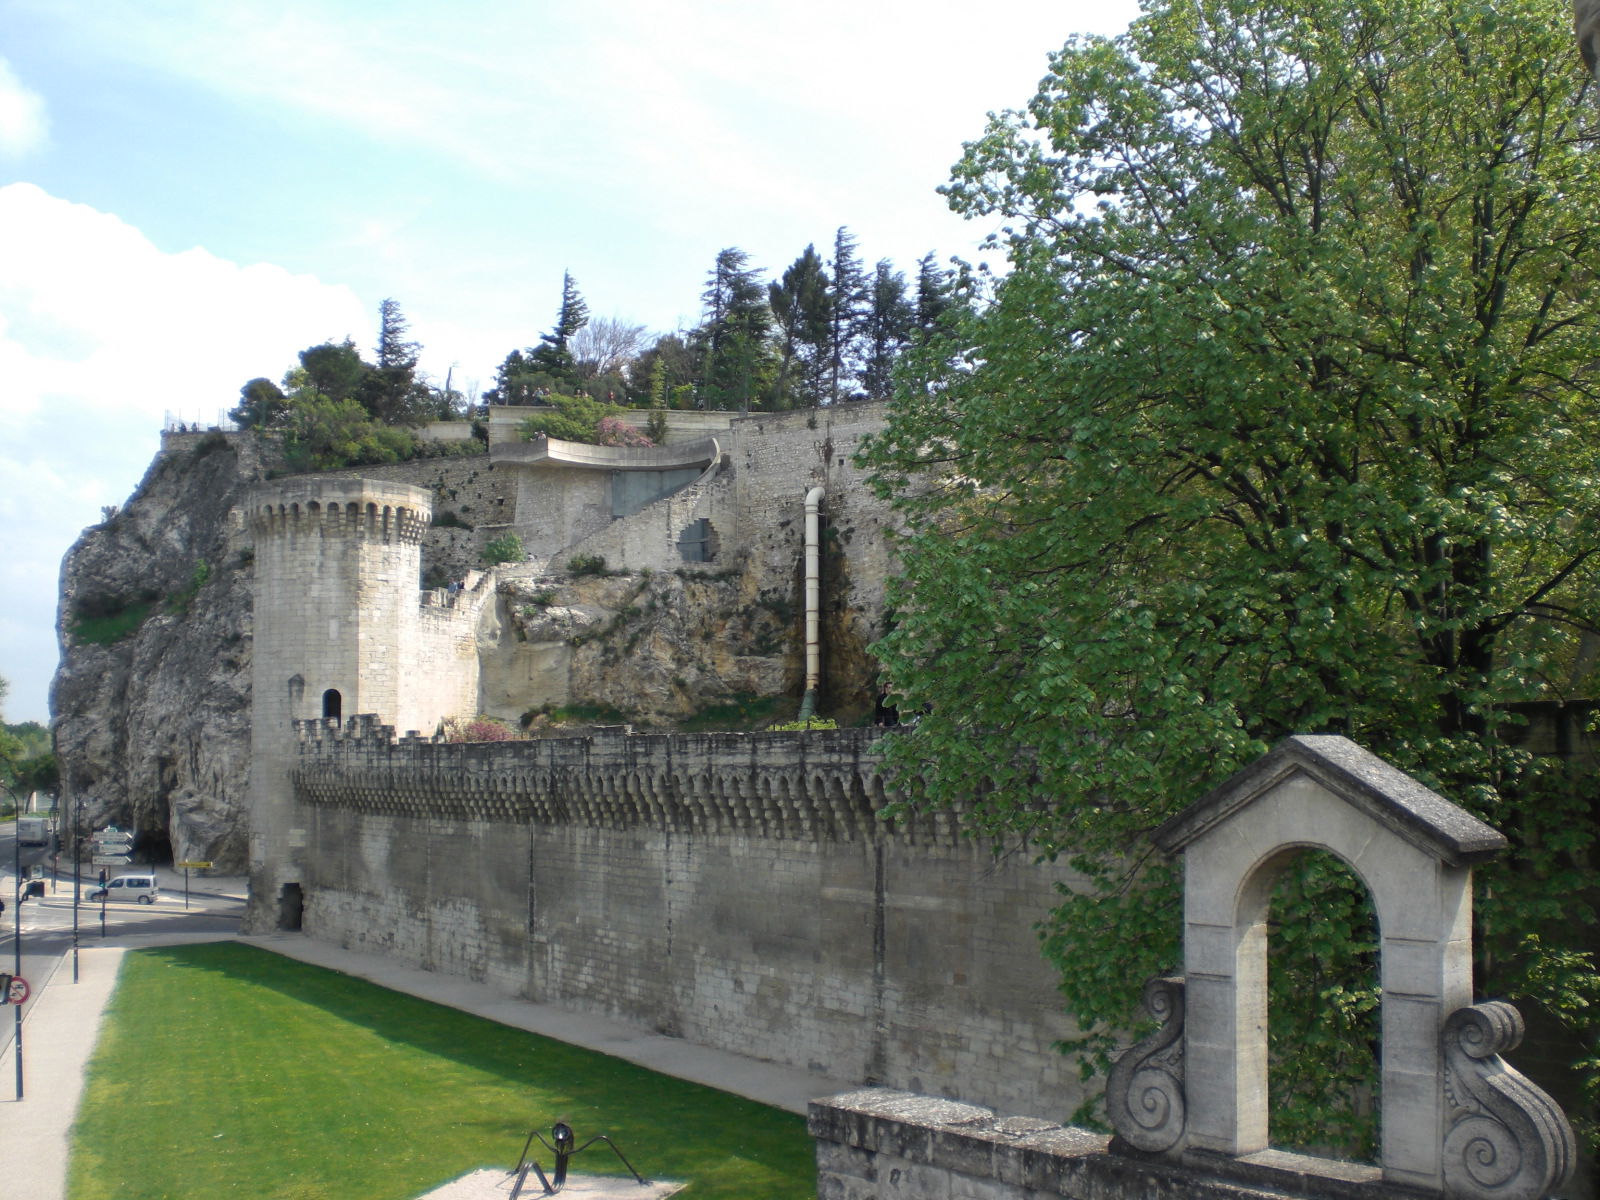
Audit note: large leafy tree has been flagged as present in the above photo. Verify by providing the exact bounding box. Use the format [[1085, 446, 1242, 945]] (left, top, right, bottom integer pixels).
[[864, 0, 1600, 1149]]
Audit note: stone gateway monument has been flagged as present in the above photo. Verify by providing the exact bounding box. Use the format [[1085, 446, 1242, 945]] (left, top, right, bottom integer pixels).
[[1109, 736, 1574, 1198], [812, 737, 1576, 1200]]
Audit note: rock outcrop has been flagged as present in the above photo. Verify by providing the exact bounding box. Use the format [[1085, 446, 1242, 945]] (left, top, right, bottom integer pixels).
[[53, 431, 265, 868]]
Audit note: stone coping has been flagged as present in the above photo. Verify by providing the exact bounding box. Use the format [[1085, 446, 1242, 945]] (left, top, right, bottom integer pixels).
[[810, 1089, 1435, 1200]]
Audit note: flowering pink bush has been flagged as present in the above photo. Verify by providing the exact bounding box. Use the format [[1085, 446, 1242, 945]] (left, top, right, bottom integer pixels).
[[596, 416, 653, 448], [445, 717, 520, 742]]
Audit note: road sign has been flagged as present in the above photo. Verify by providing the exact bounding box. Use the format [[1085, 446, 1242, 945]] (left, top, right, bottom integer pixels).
[[93, 833, 134, 847], [4, 976, 28, 1005], [91, 854, 132, 867], [176, 861, 213, 870]]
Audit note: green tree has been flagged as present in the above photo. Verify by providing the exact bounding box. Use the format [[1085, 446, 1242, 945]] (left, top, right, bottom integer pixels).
[[530, 271, 590, 378], [296, 339, 369, 404], [632, 333, 699, 409], [360, 298, 430, 426], [826, 227, 867, 402], [0, 677, 55, 808], [229, 377, 289, 430], [769, 244, 833, 408], [518, 393, 645, 445], [864, 0, 1600, 1149], [695, 248, 773, 411], [483, 349, 555, 406], [281, 393, 415, 472], [861, 259, 914, 400], [912, 252, 955, 338]]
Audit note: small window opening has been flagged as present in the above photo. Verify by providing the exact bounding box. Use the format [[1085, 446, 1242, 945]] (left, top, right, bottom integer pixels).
[[322, 688, 342, 721]]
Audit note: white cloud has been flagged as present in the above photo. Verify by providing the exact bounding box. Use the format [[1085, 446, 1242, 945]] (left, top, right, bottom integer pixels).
[[0, 183, 371, 723], [0, 56, 48, 156], [0, 183, 369, 426]]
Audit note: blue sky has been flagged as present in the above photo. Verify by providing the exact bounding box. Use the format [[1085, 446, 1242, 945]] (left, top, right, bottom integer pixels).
[[0, 0, 1141, 725]]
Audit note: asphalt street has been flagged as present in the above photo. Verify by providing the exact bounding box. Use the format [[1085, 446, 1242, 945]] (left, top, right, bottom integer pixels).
[[0, 821, 244, 1056]]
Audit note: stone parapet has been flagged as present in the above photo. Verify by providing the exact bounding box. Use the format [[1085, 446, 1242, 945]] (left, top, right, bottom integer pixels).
[[246, 477, 431, 545], [287, 720, 950, 842], [811, 1089, 1351, 1200]]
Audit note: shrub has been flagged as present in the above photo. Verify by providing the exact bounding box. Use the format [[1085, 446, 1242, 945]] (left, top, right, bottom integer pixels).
[[443, 717, 520, 742], [596, 416, 653, 447], [483, 533, 524, 566], [769, 717, 838, 732], [519, 393, 652, 447], [566, 553, 607, 577]]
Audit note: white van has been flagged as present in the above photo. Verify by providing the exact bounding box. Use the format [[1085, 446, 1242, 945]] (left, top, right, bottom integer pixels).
[[88, 874, 159, 904]]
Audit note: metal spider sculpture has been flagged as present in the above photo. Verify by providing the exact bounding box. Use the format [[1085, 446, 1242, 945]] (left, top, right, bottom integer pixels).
[[508, 1120, 649, 1197]]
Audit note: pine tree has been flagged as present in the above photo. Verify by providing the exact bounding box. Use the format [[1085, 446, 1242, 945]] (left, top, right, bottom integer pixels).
[[826, 227, 867, 402], [530, 271, 590, 378], [695, 248, 772, 411], [363, 298, 426, 425], [861, 260, 913, 400], [768, 245, 832, 408], [913, 253, 955, 337]]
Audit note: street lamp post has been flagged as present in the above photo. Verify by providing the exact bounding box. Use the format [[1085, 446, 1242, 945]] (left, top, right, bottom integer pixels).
[[13, 823, 23, 1100]]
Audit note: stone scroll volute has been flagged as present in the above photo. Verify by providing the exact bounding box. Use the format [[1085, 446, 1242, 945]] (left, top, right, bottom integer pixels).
[[1104, 975, 1186, 1154], [1105, 736, 1576, 1198]]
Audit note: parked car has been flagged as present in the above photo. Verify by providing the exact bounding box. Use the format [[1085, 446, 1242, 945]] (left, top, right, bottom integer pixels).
[[88, 874, 159, 904]]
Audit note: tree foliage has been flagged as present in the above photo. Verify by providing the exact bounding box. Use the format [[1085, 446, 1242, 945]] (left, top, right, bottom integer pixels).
[[695, 248, 773, 411], [518, 393, 650, 446], [863, 0, 1600, 1149], [770, 244, 833, 408]]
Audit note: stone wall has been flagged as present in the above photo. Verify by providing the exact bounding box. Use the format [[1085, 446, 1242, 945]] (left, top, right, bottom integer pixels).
[[288, 721, 1092, 1119], [810, 1090, 1313, 1200]]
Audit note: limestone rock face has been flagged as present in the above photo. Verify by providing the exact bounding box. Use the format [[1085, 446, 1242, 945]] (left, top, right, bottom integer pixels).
[[493, 569, 802, 726], [53, 432, 266, 869]]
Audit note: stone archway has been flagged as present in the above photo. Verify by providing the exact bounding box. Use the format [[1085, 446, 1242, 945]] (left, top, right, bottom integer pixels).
[[1107, 735, 1574, 1199]]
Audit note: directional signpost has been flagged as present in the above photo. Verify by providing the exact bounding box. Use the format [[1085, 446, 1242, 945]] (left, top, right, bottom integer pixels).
[[88, 828, 134, 938]]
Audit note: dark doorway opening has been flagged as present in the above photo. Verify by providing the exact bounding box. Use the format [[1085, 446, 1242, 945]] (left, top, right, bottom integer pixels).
[[278, 882, 304, 931], [322, 688, 342, 721]]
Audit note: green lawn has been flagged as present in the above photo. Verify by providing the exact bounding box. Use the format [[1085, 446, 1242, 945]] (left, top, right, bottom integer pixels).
[[69, 943, 816, 1200]]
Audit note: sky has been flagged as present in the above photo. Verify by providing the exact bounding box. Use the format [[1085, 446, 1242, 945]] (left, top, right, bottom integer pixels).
[[0, 0, 1143, 726]]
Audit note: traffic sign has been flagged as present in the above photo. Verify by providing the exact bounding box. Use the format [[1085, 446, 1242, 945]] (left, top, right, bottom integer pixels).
[[176, 861, 213, 870], [93, 833, 134, 848], [91, 854, 132, 867], [5, 976, 28, 1005]]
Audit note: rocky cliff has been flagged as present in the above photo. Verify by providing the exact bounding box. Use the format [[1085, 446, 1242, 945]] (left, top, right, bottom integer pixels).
[[54, 431, 264, 868]]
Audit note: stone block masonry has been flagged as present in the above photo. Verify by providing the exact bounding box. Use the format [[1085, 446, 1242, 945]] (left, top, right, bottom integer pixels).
[[289, 720, 1092, 1121]]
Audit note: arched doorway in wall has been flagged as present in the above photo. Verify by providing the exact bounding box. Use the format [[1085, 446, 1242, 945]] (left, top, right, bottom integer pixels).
[[1261, 847, 1381, 1162], [322, 688, 342, 722]]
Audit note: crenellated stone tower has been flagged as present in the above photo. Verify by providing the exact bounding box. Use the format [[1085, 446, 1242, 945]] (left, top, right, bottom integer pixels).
[[242, 477, 436, 931]]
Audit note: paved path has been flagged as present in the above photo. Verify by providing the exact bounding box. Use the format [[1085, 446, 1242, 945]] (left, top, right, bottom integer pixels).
[[0, 896, 848, 1200]]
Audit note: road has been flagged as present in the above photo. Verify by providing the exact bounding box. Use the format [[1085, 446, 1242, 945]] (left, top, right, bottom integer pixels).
[[0, 822, 246, 1054]]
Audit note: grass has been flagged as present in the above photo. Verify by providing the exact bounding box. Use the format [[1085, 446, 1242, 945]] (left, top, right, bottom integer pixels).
[[68, 601, 156, 646], [69, 943, 815, 1200], [677, 695, 789, 733]]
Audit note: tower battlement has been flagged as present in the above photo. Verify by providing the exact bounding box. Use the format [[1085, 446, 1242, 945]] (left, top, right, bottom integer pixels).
[[246, 478, 430, 545]]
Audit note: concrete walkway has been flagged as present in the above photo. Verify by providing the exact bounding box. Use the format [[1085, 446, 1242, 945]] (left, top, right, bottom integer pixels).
[[0, 922, 849, 1200]]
